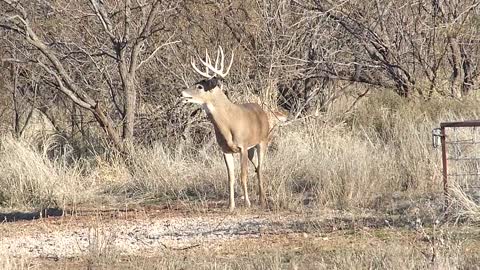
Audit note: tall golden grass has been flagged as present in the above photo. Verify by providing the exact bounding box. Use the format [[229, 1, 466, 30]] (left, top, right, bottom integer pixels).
[[0, 91, 479, 218]]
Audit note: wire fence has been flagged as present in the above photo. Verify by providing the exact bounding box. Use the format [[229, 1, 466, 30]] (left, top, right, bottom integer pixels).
[[433, 121, 480, 203]]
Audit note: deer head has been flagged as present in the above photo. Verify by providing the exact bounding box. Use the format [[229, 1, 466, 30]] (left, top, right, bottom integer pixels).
[[182, 46, 233, 105]]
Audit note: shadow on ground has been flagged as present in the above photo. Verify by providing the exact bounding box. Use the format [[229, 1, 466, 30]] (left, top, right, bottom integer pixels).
[[0, 208, 66, 222]]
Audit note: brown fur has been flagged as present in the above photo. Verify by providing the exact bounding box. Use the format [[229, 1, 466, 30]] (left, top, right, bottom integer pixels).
[[182, 81, 269, 210]]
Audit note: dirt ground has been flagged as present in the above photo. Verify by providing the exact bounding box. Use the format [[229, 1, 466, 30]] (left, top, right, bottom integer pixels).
[[1, 204, 480, 269], [0, 205, 375, 257]]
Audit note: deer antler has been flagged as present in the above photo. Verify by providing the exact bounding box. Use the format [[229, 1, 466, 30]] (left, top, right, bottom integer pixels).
[[191, 46, 234, 79]]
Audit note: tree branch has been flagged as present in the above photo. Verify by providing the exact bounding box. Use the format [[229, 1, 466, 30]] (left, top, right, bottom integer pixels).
[[37, 61, 93, 109], [137, 39, 180, 69], [88, 0, 116, 41]]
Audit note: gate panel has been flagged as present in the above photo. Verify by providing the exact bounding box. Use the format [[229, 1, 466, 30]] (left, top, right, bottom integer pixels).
[[434, 121, 480, 203]]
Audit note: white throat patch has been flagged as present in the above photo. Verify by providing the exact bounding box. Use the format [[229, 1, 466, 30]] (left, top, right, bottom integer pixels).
[[203, 103, 216, 114]]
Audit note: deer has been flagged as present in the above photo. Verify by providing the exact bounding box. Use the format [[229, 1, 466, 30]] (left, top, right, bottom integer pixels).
[[181, 46, 282, 211]]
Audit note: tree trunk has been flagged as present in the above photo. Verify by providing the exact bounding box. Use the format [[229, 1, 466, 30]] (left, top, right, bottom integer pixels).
[[92, 103, 124, 153], [448, 36, 464, 98], [122, 76, 136, 143]]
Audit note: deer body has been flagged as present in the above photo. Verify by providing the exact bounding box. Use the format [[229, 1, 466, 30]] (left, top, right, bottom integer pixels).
[[182, 47, 270, 211], [206, 101, 269, 154]]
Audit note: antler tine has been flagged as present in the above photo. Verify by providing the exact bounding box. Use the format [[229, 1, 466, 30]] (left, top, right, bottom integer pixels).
[[219, 46, 225, 73], [192, 47, 234, 79], [204, 49, 211, 75], [215, 47, 221, 71], [191, 56, 211, 78], [199, 56, 220, 77]]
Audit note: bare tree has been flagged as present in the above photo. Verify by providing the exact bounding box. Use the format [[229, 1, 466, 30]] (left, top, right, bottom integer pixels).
[[1, 0, 480, 151], [0, 0, 179, 152], [292, 0, 480, 98]]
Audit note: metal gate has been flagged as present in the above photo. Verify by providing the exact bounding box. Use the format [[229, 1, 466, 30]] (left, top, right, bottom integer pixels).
[[433, 121, 480, 202]]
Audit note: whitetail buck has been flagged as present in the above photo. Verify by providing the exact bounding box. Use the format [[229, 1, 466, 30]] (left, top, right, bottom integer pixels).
[[181, 47, 284, 211]]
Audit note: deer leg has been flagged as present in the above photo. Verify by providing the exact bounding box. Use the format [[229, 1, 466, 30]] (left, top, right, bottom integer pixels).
[[223, 153, 236, 211], [248, 147, 258, 172], [240, 148, 251, 207], [256, 143, 266, 207]]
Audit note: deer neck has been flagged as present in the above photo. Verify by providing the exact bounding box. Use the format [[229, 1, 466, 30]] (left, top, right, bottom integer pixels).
[[203, 93, 236, 129]]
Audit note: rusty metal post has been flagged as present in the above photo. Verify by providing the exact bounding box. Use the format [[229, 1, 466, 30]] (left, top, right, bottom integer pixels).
[[440, 126, 448, 205]]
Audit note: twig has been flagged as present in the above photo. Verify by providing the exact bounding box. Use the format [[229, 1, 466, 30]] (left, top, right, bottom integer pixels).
[[137, 39, 181, 69], [159, 242, 201, 251], [343, 88, 370, 114]]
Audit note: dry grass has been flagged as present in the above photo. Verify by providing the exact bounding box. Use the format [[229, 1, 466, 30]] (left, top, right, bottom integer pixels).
[[0, 135, 98, 209], [0, 256, 37, 270], [450, 185, 480, 222], [0, 91, 479, 219]]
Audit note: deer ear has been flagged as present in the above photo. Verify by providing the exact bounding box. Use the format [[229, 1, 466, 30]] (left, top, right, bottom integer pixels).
[[202, 77, 218, 91], [213, 77, 224, 90], [205, 77, 220, 91]]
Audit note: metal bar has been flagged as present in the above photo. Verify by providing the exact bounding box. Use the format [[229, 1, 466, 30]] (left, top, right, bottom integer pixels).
[[441, 120, 480, 128], [446, 157, 480, 161], [446, 141, 476, 145], [448, 173, 480, 176], [456, 185, 480, 189], [441, 126, 449, 205]]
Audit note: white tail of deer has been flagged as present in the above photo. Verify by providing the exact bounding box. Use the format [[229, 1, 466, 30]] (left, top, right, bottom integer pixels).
[[182, 46, 277, 211]]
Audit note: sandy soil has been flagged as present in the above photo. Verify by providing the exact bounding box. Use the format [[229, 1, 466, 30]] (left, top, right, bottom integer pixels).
[[0, 206, 480, 269], [0, 207, 343, 259]]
